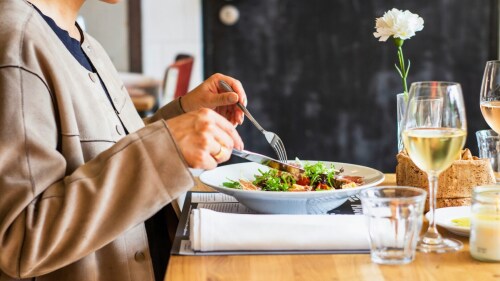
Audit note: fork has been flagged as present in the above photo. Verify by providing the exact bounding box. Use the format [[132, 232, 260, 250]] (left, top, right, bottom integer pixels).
[[219, 80, 288, 162]]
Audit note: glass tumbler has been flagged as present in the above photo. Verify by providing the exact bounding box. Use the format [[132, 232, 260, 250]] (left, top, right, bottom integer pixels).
[[359, 186, 427, 265]]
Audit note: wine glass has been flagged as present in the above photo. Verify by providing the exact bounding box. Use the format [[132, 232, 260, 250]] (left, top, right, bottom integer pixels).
[[480, 60, 500, 131], [402, 81, 467, 253], [480, 61, 500, 181]]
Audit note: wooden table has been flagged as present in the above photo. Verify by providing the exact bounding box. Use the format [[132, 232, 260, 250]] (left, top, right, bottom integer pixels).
[[165, 174, 500, 281]]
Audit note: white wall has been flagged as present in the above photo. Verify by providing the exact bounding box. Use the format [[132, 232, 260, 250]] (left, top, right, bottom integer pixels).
[[141, 0, 203, 89], [79, 0, 203, 88], [80, 0, 129, 72]]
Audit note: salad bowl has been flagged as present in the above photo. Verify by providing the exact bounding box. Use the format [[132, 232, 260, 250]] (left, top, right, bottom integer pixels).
[[199, 161, 385, 214]]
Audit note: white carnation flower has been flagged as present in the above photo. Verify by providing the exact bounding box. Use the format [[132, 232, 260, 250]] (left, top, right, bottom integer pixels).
[[373, 8, 424, 42], [373, 8, 424, 96]]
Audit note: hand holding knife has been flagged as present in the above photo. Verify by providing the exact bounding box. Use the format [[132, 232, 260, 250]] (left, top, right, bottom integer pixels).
[[231, 149, 304, 174]]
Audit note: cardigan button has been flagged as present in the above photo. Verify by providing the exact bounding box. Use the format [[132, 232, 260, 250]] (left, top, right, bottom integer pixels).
[[89, 73, 97, 83], [134, 251, 145, 262], [115, 125, 124, 135]]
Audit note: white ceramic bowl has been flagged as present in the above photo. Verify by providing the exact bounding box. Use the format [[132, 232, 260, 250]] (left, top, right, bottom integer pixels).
[[199, 161, 385, 214]]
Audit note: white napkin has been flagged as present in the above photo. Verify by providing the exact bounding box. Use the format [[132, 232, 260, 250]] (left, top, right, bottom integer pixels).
[[189, 208, 369, 251]]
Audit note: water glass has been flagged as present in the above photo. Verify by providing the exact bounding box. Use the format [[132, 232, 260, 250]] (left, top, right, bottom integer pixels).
[[359, 186, 427, 265], [476, 129, 500, 181]]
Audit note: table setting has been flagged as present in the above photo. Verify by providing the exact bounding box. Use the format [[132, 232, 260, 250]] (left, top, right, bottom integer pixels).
[[167, 176, 500, 281], [166, 6, 500, 281], [173, 73, 500, 263]]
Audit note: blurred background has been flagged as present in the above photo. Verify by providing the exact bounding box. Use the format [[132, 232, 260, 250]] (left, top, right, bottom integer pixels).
[[80, 0, 498, 172]]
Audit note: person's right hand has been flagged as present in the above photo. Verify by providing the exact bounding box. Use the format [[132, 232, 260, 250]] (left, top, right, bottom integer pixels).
[[166, 108, 243, 169]]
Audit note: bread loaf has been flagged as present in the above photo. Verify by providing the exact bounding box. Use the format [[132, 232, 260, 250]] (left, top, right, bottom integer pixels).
[[396, 149, 495, 210]]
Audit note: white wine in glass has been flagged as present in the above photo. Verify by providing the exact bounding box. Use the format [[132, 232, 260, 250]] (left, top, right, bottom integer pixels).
[[480, 61, 500, 134], [402, 81, 467, 253]]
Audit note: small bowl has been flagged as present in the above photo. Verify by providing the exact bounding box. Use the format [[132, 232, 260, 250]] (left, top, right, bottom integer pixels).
[[199, 161, 385, 214]]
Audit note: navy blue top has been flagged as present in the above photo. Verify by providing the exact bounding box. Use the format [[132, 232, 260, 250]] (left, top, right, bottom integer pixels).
[[33, 5, 93, 72], [32, 4, 122, 117]]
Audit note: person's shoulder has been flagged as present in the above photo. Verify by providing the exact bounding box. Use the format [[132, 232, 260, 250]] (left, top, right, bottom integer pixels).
[[0, 0, 50, 68], [0, 0, 33, 22]]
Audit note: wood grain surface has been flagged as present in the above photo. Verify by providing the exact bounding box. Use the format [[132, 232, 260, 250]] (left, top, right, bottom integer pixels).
[[165, 174, 500, 281]]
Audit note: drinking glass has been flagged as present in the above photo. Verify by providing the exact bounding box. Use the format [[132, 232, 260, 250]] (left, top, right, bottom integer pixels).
[[480, 61, 500, 134], [402, 81, 467, 253], [359, 186, 427, 264], [476, 129, 500, 181]]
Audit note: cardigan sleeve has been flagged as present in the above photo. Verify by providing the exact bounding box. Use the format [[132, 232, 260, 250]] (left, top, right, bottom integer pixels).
[[0, 66, 194, 278], [143, 97, 186, 124]]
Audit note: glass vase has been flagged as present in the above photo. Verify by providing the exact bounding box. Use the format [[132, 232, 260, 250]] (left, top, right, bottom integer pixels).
[[397, 93, 407, 152]]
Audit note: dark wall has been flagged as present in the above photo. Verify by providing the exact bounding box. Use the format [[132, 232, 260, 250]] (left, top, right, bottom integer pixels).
[[203, 0, 498, 172]]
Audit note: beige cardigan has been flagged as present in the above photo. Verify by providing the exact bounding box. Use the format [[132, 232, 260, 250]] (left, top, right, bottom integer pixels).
[[0, 0, 195, 280]]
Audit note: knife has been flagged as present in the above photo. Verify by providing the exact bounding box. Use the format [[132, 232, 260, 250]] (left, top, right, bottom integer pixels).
[[231, 149, 304, 174]]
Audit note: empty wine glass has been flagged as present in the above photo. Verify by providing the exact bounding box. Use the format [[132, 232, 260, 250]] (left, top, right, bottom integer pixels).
[[402, 81, 467, 253]]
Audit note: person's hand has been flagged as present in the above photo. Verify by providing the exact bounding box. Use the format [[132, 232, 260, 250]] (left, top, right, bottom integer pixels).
[[180, 73, 246, 126], [166, 108, 244, 169]]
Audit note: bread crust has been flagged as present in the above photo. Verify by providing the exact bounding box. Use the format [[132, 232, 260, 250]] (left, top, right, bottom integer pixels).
[[396, 149, 495, 210]]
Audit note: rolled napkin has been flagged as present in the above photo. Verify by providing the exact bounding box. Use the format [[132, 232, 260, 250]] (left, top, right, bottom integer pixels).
[[190, 208, 369, 251]]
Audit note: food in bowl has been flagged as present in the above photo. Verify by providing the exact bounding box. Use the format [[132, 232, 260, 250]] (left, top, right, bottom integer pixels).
[[223, 161, 364, 192], [200, 161, 385, 214]]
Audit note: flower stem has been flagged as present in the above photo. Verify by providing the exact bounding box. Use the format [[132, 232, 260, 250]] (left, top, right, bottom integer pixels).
[[397, 46, 408, 98]]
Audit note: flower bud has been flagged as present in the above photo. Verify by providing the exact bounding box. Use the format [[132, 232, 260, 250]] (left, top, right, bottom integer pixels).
[[393, 37, 405, 47]]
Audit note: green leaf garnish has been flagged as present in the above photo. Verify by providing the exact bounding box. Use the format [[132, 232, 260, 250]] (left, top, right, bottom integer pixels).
[[223, 179, 242, 189], [303, 162, 337, 189], [252, 169, 295, 191]]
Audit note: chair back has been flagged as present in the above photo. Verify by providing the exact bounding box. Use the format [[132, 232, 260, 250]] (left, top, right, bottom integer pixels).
[[161, 55, 194, 107]]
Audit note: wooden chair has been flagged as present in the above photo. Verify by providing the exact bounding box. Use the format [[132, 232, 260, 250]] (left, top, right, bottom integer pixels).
[[160, 54, 194, 107]]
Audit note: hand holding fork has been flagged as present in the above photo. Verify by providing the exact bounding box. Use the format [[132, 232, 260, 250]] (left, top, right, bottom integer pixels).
[[219, 80, 288, 162]]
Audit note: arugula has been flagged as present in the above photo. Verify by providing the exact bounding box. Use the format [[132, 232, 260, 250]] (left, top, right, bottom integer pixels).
[[223, 179, 242, 189], [224, 161, 340, 192], [252, 169, 296, 191], [303, 162, 337, 189]]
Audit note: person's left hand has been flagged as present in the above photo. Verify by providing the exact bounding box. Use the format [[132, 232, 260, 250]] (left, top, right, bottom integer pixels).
[[179, 73, 247, 126]]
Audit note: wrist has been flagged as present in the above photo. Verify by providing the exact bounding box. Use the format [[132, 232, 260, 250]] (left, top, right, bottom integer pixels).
[[178, 96, 187, 113]]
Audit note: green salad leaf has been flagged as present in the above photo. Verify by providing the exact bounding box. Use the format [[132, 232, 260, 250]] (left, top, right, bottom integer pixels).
[[223, 161, 342, 192], [222, 179, 242, 189], [303, 162, 337, 188], [252, 169, 296, 191]]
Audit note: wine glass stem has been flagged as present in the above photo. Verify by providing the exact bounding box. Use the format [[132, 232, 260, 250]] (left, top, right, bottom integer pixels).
[[497, 141, 500, 179], [422, 173, 443, 245]]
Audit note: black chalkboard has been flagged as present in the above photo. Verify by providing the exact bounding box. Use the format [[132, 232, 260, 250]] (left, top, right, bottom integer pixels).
[[203, 0, 498, 172]]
